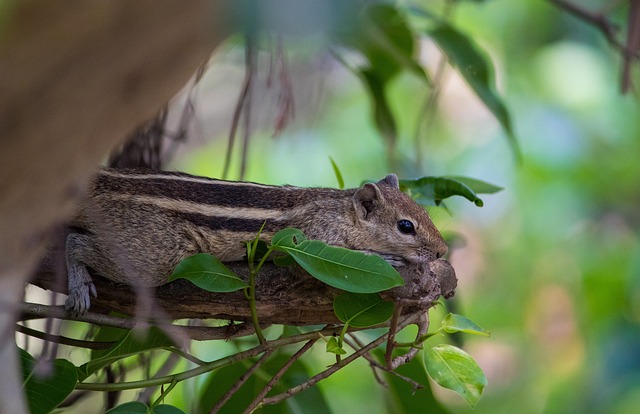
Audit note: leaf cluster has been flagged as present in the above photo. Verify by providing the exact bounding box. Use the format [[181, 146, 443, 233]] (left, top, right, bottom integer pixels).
[[331, 2, 519, 164]]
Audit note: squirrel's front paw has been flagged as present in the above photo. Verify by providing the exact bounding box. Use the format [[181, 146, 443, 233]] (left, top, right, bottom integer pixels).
[[65, 282, 97, 317]]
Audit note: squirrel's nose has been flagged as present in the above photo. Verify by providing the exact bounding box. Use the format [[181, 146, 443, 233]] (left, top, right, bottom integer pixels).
[[436, 244, 448, 259]]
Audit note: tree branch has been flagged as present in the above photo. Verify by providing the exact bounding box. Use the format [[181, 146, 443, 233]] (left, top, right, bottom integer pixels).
[[549, 0, 640, 93], [549, 0, 621, 46], [31, 249, 456, 328], [19, 303, 252, 341]]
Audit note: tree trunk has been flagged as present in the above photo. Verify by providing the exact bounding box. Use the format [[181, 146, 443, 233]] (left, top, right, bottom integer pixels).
[[0, 1, 234, 412]]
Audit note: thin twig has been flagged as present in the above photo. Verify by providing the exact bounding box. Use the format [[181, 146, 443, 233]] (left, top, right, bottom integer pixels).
[[244, 339, 317, 413], [385, 302, 404, 369], [211, 350, 274, 414], [105, 366, 120, 410], [141, 353, 181, 404], [622, 0, 640, 93], [272, 37, 295, 137], [344, 334, 387, 387], [163, 346, 208, 367], [222, 33, 254, 180], [73, 320, 394, 392], [239, 35, 256, 181], [19, 302, 253, 341], [74, 317, 413, 393], [549, 0, 640, 94], [390, 312, 429, 370], [58, 390, 91, 408], [260, 313, 421, 407], [549, 0, 621, 46], [15, 324, 114, 350], [344, 335, 423, 392]]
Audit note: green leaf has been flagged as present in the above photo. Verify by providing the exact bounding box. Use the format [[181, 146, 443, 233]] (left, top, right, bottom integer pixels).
[[20, 348, 78, 414], [248, 239, 270, 263], [364, 4, 427, 81], [106, 402, 185, 414], [105, 401, 148, 414], [78, 327, 175, 381], [271, 227, 306, 248], [444, 176, 503, 194], [91, 326, 128, 358], [273, 252, 296, 267], [271, 228, 404, 293], [197, 361, 251, 413], [329, 157, 345, 189], [400, 176, 485, 206], [153, 405, 186, 414], [326, 336, 347, 355], [441, 313, 491, 337], [378, 352, 449, 414], [168, 253, 247, 292], [361, 69, 398, 144], [429, 24, 520, 162], [341, 4, 427, 82], [424, 344, 487, 407], [337, 4, 429, 147], [333, 293, 395, 328]]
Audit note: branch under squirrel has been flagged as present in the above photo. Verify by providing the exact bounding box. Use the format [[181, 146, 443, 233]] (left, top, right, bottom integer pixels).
[[29, 252, 456, 327]]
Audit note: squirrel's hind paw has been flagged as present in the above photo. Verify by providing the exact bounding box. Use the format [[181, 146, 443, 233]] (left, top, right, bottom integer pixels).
[[65, 281, 97, 317]]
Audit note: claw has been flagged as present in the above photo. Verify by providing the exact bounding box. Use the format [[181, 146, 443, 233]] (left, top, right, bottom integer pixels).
[[64, 281, 97, 317]]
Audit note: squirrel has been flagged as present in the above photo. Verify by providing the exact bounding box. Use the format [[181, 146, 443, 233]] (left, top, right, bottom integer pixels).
[[64, 168, 448, 315]]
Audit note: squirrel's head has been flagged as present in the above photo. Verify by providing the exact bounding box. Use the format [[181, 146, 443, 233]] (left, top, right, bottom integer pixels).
[[351, 174, 447, 266]]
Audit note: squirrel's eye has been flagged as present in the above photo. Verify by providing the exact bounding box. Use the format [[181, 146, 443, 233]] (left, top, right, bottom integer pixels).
[[397, 220, 416, 235]]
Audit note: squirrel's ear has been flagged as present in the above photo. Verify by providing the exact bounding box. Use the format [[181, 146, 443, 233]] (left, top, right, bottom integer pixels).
[[377, 174, 399, 189], [354, 183, 383, 219]]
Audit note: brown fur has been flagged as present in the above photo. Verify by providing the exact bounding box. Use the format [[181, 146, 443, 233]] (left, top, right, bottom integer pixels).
[[64, 168, 447, 315]]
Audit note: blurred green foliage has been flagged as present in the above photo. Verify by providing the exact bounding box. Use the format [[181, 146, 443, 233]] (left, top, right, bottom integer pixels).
[[18, 0, 640, 412], [177, 1, 640, 413]]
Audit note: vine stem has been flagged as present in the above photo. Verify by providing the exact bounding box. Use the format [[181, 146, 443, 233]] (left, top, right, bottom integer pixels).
[[245, 228, 272, 344], [247, 281, 265, 344]]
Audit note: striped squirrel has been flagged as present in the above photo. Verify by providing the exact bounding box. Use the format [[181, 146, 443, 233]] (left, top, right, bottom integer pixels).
[[65, 168, 448, 315]]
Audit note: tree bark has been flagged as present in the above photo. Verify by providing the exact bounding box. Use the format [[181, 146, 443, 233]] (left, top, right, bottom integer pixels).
[[0, 2, 234, 412], [30, 256, 457, 327]]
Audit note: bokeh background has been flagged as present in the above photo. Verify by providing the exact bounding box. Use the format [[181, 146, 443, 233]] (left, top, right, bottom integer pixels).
[[19, 0, 638, 412], [161, 1, 640, 413]]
